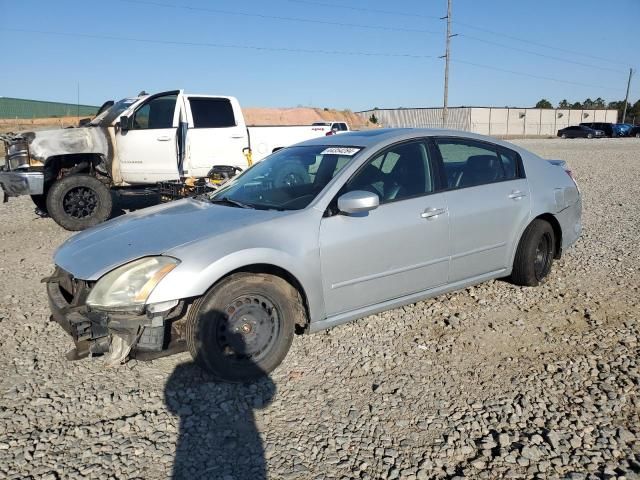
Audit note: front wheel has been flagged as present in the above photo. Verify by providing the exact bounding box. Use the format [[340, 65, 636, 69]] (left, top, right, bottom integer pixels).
[[587, 133, 593, 139], [46, 174, 113, 231], [635, 133, 640, 138], [561, 133, 567, 139], [186, 273, 301, 382], [510, 219, 556, 287]]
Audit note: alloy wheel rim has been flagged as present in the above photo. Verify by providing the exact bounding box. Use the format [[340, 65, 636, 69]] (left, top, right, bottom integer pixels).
[[62, 186, 98, 218]]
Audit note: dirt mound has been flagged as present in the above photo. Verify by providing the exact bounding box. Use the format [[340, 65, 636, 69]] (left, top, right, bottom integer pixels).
[[243, 107, 370, 129]]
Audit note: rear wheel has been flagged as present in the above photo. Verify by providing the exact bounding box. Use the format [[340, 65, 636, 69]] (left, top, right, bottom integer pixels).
[[46, 174, 113, 231], [186, 273, 300, 382], [510, 219, 556, 287], [635, 132, 640, 138]]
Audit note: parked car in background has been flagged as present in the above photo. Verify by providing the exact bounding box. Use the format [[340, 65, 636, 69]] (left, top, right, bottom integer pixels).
[[630, 126, 640, 138], [615, 123, 634, 136], [47, 128, 581, 382], [579, 122, 616, 137], [311, 121, 350, 134], [558, 125, 605, 139]]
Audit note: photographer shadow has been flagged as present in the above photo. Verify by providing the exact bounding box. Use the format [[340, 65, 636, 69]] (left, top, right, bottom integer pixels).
[[164, 332, 276, 479]]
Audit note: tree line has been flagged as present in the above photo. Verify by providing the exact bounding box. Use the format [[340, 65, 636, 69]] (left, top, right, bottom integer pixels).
[[534, 98, 640, 122]]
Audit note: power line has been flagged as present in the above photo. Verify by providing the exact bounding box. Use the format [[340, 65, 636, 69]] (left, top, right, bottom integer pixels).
[[452, 20, 633, 68], [116, 0, 442, 35], [458, 34, 627, 75], [451, 58, 618, 91], [281, 0, 441, 20], [1, 27, 619, 93], [0, 27, 435, 59], [278, 0, 634, 68]]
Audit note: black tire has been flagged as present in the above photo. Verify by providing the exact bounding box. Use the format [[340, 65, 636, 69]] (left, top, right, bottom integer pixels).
[[635, 133, 640, 138], [510, 219, 556, 287], [587, 133, 593, 139], [186, 273, 301, 382], [46, 174, 113, 231], [561, 133, 567, 139], [30, 194, 48, 213]]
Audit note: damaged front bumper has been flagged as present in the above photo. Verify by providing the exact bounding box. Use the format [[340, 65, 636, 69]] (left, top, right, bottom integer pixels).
[[0, 170, 44, 200], [46, 269, 186, 362]]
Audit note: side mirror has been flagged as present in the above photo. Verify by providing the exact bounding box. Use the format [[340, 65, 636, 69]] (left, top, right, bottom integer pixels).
[[337, 190, 379, 215], [119, 115, 130, 132]]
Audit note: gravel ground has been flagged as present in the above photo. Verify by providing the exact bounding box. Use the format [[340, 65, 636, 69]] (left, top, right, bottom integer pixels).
[[0, 138, 639, 480]]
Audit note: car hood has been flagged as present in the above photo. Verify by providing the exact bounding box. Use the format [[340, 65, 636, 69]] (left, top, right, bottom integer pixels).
[[54, 198, 285, 280]]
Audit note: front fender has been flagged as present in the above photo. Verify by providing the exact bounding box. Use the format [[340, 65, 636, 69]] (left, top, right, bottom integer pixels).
[[146, 247, 325, 323]]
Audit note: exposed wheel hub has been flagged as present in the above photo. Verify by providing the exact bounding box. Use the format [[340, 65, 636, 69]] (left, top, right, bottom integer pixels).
[[217, 294, 279, 361]]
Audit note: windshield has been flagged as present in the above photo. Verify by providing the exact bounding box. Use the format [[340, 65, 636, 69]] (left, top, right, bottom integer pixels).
[[208, 145, 363, 210], [89, 97, 139, 126]]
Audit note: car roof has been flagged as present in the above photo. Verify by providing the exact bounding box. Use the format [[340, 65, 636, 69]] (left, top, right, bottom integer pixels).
[[296, 127, 525, 152]]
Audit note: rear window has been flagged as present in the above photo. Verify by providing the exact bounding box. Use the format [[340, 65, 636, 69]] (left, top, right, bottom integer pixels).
[[189, 97, 236, 128]]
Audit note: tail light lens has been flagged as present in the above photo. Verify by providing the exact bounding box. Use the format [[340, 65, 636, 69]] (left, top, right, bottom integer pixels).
[[325, 131, 334, 136], [565, 168, 580, 193]]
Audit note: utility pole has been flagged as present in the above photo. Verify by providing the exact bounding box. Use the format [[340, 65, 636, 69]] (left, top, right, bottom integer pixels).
[[440, 0, 456, 128], [622, 68, 633, 123]]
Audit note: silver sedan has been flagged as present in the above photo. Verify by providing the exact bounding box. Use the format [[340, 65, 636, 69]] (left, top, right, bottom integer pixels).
[[46, 129, 582, 382]]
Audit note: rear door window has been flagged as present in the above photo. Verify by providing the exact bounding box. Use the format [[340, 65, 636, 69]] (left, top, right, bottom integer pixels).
[[189, 97, 236, 128], [434, 138, 522, 189]]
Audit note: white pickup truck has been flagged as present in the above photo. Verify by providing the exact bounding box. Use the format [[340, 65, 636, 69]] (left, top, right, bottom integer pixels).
[[0, 90, 334, 230]]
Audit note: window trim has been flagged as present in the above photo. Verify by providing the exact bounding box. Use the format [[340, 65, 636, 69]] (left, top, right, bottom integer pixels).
[[429, 136, 526, 192], [188, 96, 238, 129], [129, 90, 180, 131]]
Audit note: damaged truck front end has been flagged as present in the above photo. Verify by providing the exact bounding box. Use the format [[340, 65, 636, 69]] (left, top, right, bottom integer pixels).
[[0, 133, 45, 201]]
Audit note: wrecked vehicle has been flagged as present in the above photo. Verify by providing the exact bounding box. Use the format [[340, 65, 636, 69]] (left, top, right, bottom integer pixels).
[[0, 90, 334, 230], [46, 129, 581, 382]]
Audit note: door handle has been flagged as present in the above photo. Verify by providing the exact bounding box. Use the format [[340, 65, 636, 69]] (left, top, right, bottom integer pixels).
[[157, 136, 172, 141], [421, 207, 447, 219], [508, 190, 527, 200], [230, 135, 245, 139]]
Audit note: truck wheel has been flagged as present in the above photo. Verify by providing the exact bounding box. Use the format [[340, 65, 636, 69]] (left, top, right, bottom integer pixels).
[[46, 174, 113, 231], [186, 273, 300, 383]]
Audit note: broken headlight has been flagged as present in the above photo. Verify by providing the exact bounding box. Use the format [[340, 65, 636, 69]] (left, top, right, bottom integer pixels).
[[86, 257, 179, 313], [5, 139, 30, 170]]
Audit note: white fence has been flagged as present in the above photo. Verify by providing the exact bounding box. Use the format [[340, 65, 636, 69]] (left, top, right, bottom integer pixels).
[[357, 107, 619, 137]]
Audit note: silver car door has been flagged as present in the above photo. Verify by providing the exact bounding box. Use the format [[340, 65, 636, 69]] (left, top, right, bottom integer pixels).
[[434, 137, 530, 282], [319, 139, 450, 317]]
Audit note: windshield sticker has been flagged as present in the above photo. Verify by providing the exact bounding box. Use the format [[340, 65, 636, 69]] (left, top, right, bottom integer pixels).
[[321, 147, 361, 156]]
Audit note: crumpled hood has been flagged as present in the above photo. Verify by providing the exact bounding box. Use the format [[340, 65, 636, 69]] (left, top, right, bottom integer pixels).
[[26, 127, 110, 163], [54, 199, 284, 280]]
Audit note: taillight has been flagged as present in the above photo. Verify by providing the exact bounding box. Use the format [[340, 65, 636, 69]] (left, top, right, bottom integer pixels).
[[325, 131, 334, 136], [565, 168, 580, 192]]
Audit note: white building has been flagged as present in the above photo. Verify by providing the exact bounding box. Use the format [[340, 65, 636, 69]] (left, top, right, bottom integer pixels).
[[356, 106, 618, 137]]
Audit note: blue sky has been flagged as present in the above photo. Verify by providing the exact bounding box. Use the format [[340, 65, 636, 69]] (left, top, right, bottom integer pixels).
[[0, 0, 638, 110]]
